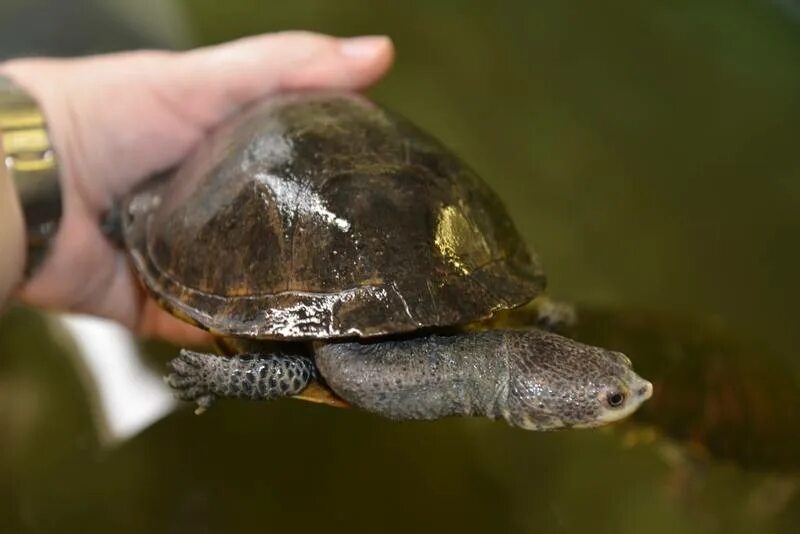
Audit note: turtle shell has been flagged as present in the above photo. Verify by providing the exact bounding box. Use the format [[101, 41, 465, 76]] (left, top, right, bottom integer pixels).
[[123, 91, 545, 339]]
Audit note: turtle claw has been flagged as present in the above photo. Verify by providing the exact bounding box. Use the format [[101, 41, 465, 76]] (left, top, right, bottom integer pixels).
[[164, 371, 197, 390], [165, 350, 217, 413], [169, 349, 205, 371], [194, 395, 215, 415]]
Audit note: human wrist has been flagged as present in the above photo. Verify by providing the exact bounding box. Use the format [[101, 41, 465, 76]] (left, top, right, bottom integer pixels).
[[0, 67, 64, 296], [0, 140, 26, 303]]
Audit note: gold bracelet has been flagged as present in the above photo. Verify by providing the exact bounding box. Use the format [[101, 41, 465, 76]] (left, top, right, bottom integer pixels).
[[0, 75, 62, 277]]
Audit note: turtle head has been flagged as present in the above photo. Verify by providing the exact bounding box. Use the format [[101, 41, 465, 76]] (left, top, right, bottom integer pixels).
[[500, 331, 652, 430]]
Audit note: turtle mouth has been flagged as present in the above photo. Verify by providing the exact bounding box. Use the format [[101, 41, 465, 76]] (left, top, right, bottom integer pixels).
[[636, 380, 654, 402]]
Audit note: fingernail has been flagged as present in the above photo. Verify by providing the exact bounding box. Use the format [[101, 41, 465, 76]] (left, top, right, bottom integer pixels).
[[339, 36, 389, 58]]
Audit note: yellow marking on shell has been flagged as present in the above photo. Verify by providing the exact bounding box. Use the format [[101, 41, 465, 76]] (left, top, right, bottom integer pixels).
[[434, 204, 492, 275], [206, 327, 228, 337], [213, 337, 241, 355], [223, 286, 260, 297], [292, 381, 350, 408]]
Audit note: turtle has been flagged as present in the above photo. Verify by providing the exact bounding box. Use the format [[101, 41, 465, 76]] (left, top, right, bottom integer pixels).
[[121, 91, 652, 430]]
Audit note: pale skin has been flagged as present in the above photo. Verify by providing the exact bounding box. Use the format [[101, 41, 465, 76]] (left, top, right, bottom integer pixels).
[[0, 32, 394, 343]]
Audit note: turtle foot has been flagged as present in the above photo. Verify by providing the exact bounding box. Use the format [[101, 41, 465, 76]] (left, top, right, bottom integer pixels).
[[165, 349, 317, 412], [165, 350, 219, 413], [532, 296, 577, 332]]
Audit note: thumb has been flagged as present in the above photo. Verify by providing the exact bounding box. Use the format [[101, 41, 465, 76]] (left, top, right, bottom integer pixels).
[[1, 32, 394, 209], [154, 31, 395, 128]]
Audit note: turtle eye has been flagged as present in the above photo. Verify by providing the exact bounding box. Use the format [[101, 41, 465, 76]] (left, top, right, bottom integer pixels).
[[605, 390, 626, 408]]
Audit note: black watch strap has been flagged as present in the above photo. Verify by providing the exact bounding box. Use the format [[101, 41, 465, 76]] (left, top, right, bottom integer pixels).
[[0, 74, 62, 277]]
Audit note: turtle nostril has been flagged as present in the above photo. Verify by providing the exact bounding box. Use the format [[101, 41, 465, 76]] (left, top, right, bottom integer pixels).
[[637, 382, 653, 399]]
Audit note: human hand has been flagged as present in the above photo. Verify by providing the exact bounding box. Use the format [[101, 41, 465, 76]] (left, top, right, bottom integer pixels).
[[0, 32, 394, 344]]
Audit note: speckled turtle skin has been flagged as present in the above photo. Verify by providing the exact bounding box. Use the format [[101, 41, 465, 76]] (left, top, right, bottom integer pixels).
[[123, 91, 544, 339]]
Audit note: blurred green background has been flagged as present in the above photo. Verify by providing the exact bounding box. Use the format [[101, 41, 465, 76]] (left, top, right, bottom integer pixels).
[[1, 0, 799, 532]]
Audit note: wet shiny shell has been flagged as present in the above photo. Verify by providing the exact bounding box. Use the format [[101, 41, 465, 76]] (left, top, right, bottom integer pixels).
[[123, 92, 545, 339]]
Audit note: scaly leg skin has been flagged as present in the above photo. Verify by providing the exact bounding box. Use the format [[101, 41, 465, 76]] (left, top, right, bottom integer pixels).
[[165, 350, 316, 414]]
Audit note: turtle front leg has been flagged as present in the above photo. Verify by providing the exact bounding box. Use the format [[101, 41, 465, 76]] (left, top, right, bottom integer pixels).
[[529, 296, 577, 332], [165, 350, 316, 414]]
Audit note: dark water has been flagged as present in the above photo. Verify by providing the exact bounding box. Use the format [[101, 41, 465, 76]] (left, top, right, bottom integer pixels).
[[1, 0, 799, 532]]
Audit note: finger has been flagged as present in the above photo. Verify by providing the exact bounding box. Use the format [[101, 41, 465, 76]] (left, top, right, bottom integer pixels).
[[280, 35, 395, 91], [20, 213, 212, 347], [18, 206, 125, 314], [136, 299, 214, 347], [154, 32, 394, 128]]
